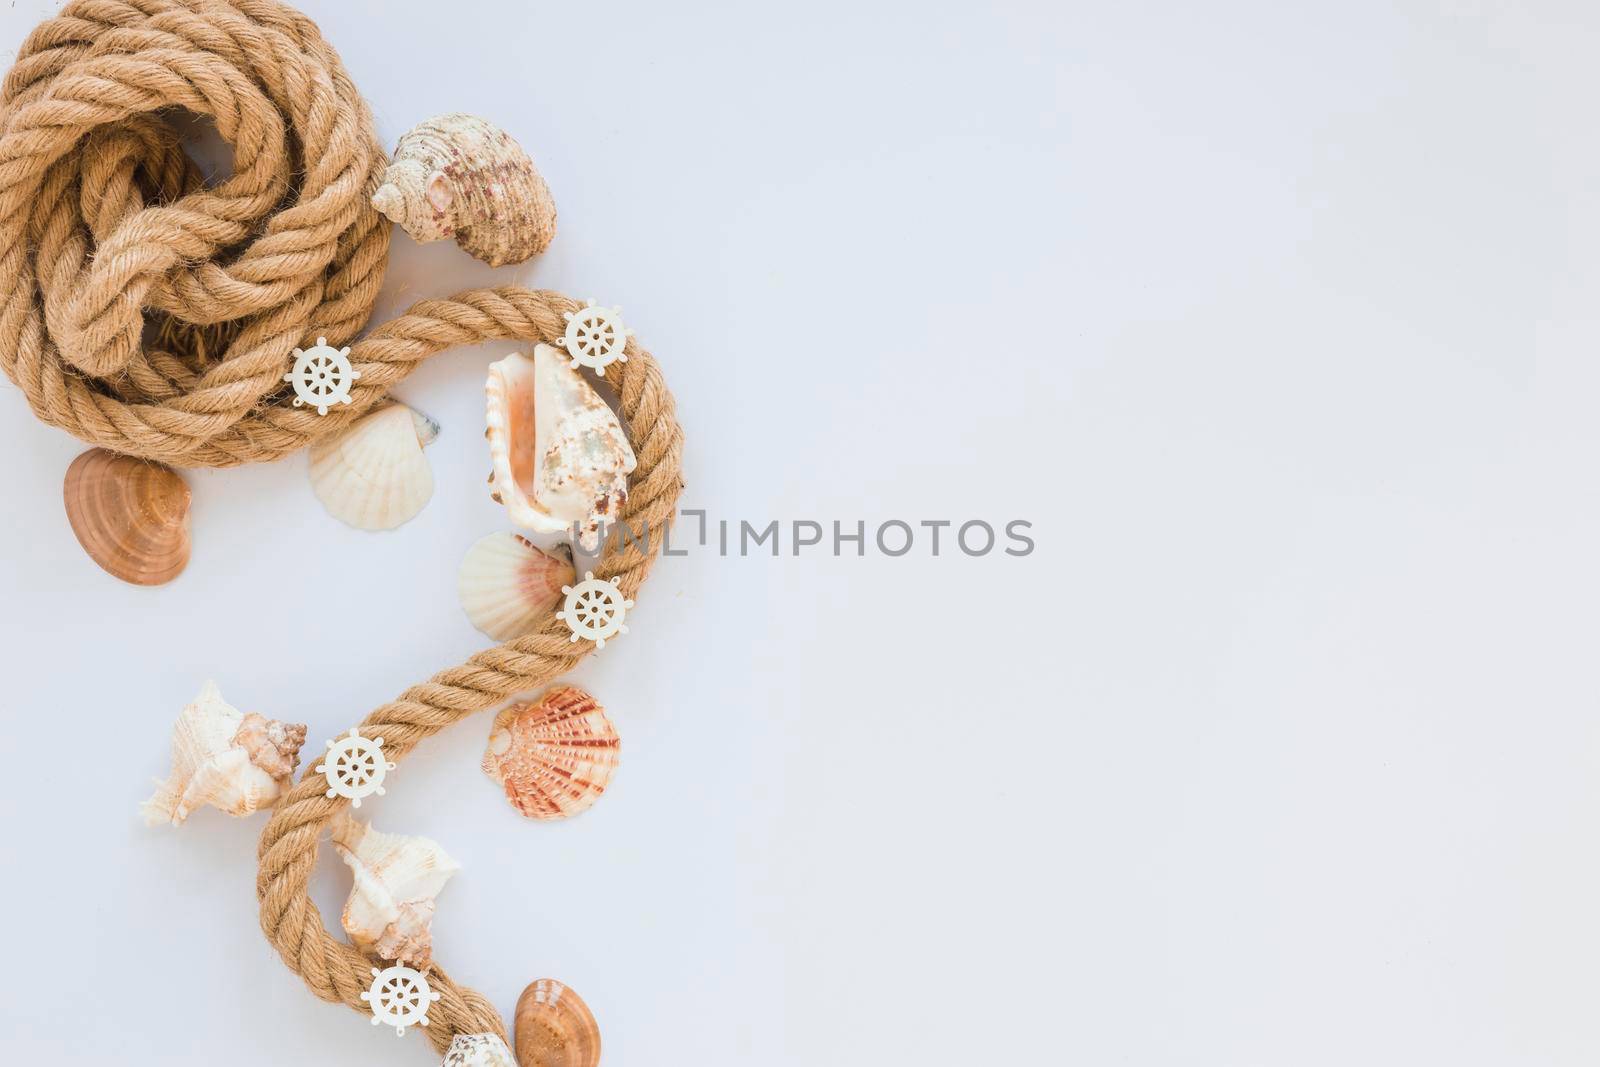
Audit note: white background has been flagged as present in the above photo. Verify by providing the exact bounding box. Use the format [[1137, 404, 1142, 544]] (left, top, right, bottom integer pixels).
[[2, 1, 1598, 1063]]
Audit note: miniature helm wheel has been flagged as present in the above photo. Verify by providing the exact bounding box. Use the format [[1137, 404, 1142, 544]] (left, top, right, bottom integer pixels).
[[316, 727, 395, 807], [556, 571, 634, 650], [361, 964, 441, 1037], [284, 336, 361, 415], [558, 299, 632, 376]]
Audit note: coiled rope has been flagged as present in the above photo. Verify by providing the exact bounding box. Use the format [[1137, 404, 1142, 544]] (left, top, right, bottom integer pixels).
[[0, 0, 685, 1054]]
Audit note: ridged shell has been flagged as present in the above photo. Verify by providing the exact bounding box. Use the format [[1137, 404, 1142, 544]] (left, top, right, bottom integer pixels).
[[457, 532, 575, 641], [483, 687, 620, 820], [330, 813, 460, 969], [485, 345, 636, 550], [309, 404, 437, 530], [141, 681, 306, 826], [515, 979, 600, 1067], [371, 114, 556, 267], [64, 448, 190, 585], [442, 1034, 516, 1067]]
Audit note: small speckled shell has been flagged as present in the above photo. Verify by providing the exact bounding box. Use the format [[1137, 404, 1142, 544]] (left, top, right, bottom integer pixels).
[[372, 114, 556, 267], [442, 1033, 516, 1067], [483, 687, 620, 820]]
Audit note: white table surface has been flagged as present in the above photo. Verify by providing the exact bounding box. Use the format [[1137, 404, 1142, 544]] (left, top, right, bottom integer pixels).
[[3, 1, 1599, 1064]]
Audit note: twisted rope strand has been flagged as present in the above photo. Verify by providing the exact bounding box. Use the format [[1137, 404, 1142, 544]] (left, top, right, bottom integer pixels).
[[256, 318, 682, 1050], [1, 0, 687, 1054]]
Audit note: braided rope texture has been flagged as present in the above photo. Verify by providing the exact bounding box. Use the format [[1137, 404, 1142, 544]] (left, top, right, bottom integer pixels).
[[4, 0, 387, 465], [0, 0, 687, 1054]]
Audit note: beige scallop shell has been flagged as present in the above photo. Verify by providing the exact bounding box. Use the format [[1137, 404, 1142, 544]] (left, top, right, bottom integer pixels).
[[515, 979, 601, 1067], [485, 345, 636, 550], [371, 113, 556, 267], [64, 448, 190, 585], [308, 404, 437, 530], [141, 681, 307, 826], [483, 687, 621, 820], [457, 531, 575, 642]]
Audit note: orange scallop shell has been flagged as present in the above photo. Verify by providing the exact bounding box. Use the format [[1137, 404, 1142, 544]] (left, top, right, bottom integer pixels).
[[483, 686, 620, 820]]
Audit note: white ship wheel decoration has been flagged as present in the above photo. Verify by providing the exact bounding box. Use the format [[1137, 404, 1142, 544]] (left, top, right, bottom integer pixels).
[[316, 727, 396, 807], [556, 571, 634, 649], [557, 299, 632, 376], [284, 336, 361, 415], [361, 964, 441, 1037]]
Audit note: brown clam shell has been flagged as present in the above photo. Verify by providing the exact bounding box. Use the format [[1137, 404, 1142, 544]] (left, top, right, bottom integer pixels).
[[63, 449, 191, 585], [515, 979, 600, 1067]]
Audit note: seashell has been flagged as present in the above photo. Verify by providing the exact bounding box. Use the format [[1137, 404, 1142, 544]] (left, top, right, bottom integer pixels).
[[485, 345, 636, 550], [441, 1033, 517, 1067], [331, 812, 460, 969], [515, 979, 601, 1067], [64, 448, 191, 586], [483, 687, 620, 820], [457, 532, 575, 641], [141, 681, 307, 826], [372, 114, 556, 267], [308, 403, 438, 530]]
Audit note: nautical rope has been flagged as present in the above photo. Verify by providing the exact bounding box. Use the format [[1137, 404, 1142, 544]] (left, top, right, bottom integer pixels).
[[0, 0, 685, 1055]]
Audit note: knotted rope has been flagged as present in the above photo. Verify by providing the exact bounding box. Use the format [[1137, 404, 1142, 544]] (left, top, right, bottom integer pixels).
[[1, 0, 685, 1055]]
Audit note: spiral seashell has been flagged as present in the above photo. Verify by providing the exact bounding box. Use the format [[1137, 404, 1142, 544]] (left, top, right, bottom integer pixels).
[[63, 448, 191, 585], [485, 345, 636, 550], [372, 114, 556, 267], [515, 979, 600, 1067], [331, 812, 459, 969], [141, 682, 307, 826], [483, 687, 620, 820]]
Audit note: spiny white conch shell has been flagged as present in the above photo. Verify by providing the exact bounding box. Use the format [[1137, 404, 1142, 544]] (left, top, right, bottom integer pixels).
[[309, 404, 439, 530], [330, 812, 461, 969], [486, 344, 636, 550], [457, 531, 575, 641], [442, 1033, 517, 1067], [141, 681, 307, 826], [371, 114, 556, 267]]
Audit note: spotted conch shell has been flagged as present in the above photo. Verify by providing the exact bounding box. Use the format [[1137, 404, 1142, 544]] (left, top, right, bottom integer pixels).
[[486, 345, 636, 550], [483, 686, 621, 820], [141, 681, 307, 826], [371, 114, 556, 267], [330, 813, 460, 969]]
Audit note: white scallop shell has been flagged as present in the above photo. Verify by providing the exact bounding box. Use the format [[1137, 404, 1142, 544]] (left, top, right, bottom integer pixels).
[[309, 404, 437, 531], [485, 345, 636, 550], [141, 681, 306, 826], [331, 813, 460, 969], [457, 531, 575, 642]]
